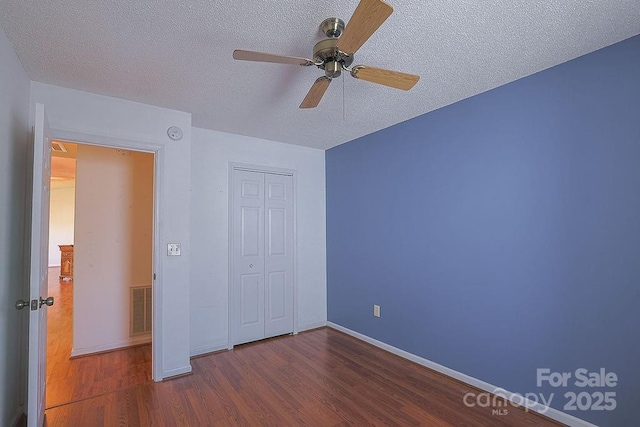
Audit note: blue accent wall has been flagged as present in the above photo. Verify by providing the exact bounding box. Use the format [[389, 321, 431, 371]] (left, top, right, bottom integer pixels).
[[326, 35, 640, 427]]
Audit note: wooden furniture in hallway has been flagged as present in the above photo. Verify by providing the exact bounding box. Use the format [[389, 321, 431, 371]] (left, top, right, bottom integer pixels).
[[58, 245, 74, 279]]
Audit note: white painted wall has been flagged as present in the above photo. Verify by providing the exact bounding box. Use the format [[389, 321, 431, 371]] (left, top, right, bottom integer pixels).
[[30, 82, 192, 378], [0, 26, 31, 426], [190, 127, 327, 356], [28, 83, 328, 373], [48, 182, 75, 266], [72, 146, 154, 356]]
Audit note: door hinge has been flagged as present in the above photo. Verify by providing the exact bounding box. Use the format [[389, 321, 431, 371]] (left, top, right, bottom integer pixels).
[[153, 273, 156, 280]]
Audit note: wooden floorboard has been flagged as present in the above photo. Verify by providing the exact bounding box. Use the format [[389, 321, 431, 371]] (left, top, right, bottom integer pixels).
[[46, 267, 152, 409], [46, 323, 561, 426]]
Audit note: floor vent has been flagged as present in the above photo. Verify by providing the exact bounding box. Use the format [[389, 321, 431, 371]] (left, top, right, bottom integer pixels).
[[131, 286, 152, 336]]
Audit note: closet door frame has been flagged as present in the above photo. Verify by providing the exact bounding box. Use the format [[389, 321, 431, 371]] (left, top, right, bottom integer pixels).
[[228, 162, 298, 349]]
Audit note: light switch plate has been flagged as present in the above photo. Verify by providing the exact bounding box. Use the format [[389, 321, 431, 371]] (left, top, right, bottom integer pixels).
[[373, 304, 381, 317], [167, 243, 181, 256]]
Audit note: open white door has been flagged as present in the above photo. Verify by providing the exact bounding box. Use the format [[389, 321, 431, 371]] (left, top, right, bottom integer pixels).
[[27, 103, 53, 427]]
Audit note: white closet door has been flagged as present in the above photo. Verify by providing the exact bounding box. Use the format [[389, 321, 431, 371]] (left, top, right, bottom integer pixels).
[[233, 170, 265, 345], [264, 173, 294, 338], [232, 169, 294, 346]]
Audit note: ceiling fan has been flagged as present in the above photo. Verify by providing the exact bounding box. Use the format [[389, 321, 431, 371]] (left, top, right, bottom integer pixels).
[[232, 0, 420, 109]]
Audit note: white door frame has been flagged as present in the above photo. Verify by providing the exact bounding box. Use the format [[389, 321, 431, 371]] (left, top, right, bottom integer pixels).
[[228, 162, 298, 349], [48, 128, 164, 381]]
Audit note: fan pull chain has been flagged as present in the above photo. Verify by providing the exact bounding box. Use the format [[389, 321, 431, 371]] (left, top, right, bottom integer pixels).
[[342, 73, 345, 121]]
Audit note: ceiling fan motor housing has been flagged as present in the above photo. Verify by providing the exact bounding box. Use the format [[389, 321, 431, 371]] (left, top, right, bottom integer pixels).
[[313, 38, 353, 79]]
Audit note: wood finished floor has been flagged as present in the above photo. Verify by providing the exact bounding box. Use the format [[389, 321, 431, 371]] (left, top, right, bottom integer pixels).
[[46, 267, 152, 409], [46, 315, 561, 426]]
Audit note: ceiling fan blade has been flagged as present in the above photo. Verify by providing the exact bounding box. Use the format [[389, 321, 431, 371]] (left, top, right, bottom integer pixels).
[[233, 50, 314, 66], [336, 0, 393, 55], [300, 77, 331, 109], [351, 66, 420, 90]]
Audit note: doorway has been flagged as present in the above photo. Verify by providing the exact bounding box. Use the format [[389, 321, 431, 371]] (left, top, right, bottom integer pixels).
[[46, 141, 155, 409]]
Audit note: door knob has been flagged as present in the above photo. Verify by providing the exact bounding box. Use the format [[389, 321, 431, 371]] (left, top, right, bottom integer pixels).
[[39, 296, 54, 308], [15, 300, 29, 310]]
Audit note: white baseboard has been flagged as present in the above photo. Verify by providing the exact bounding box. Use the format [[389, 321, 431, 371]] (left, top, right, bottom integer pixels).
[[327, 322, 596, 427], [209, 321, 328, 353], [162, 365, 192, 379], [71, 335, 151, 357], [297, 321, 327, 333], [190, 341, 228, 357]]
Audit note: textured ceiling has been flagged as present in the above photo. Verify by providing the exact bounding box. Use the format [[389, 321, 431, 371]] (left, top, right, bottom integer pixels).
[[2, 1, 639, 150]]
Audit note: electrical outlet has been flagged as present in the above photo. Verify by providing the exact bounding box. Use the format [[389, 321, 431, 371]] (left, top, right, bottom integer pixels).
[[167, 243, 181, 256], [373, 304, 381, 318]]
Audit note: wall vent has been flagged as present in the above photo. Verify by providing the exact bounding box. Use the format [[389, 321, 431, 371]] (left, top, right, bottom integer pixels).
[[51, 141, 67, 152], [131, 286, 152, 336]]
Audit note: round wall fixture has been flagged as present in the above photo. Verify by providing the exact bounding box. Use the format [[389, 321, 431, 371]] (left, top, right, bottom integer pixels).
[[167, 126, 183, 141]]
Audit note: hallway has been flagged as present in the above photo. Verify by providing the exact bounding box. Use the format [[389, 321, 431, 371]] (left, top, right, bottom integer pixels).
[[46, 267, 152, 409]]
